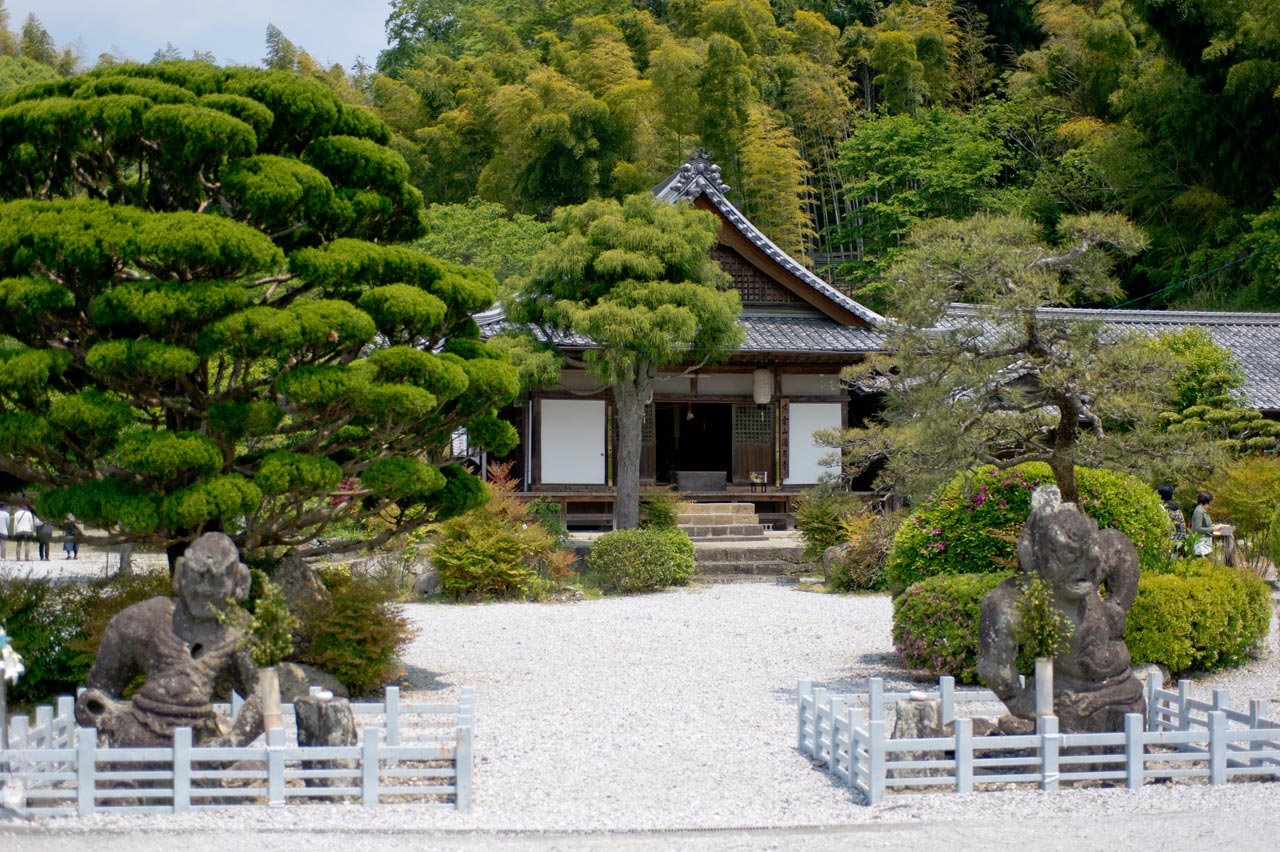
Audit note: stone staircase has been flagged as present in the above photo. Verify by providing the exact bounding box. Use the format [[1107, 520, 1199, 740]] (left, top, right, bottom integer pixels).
[[677, 502, 766, 540], [677, 503, 814, 581]]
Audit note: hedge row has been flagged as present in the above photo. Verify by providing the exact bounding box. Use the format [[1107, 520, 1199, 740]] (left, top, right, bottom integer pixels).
[[893, 561, 1272, 683]]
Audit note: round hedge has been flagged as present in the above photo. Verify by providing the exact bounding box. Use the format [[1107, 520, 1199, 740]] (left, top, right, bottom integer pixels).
[[893, 571, 1011, 684], [1126, 560, 1273, 674], [885, 463, 1171, 592], [892, 562, 1272, 684], [586, 527, 696, 594]]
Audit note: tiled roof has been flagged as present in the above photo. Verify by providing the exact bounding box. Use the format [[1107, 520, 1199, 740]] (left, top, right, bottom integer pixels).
[[654, 150, 885, 328], [943, 304, 1280, 412], [476, 306, 884, 357]]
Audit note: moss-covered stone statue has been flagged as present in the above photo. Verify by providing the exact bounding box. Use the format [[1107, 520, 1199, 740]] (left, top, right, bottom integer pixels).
[[75, 533, 264, 746], [977, 487, 1145, 732]]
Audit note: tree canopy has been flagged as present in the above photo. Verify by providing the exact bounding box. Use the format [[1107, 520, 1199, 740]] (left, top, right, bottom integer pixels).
[[0, 61, 519, 560], [833, 211, 1168, 504], [506, 193, 743, 528]]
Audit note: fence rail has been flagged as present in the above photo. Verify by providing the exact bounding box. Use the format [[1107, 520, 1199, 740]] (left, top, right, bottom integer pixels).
[[2, 686, 474, 816], [797, 677, 1280, 804]]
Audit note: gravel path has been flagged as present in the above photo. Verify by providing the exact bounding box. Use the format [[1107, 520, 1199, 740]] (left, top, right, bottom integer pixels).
[[5, 581, 1280, 850]]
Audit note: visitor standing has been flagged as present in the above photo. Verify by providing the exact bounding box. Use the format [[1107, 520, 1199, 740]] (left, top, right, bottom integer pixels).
[[62, 515, 81, 560], [1191, 491, 1218, 557], [1158, 484, 1187, 548], [10, 503, 35, 561], [0, 503, 9, 561]]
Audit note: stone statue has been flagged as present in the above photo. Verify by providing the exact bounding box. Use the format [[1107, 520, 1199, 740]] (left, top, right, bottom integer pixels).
[[977, 487, 1145, 732], [75, 532, 265, 747]]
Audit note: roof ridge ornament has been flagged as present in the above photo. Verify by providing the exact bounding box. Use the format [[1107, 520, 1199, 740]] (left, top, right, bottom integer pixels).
[[671, 148, 731, 197]]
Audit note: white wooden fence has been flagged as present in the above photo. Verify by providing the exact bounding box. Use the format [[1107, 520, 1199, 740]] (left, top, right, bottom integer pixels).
[[1, 686, 474, 817], [797, 677, 1280, 804]]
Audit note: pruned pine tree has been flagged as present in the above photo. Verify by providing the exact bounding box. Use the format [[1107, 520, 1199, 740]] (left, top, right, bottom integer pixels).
[[0, 61, 520, 564], [835, 211, 1163, 505], [507, 194, 743, 529]]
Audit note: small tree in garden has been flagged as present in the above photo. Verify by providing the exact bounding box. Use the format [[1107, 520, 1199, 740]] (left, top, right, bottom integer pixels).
[[833, 212, 1166, 505], [0, 62, 520, 565], [506, 193, 743, 529], [1203, 455, 1280, 573]]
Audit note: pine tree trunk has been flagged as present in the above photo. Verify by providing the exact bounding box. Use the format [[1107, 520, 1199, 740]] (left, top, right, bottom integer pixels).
[[1050, 393, 1081, 505], [612, 373, 652, 531]]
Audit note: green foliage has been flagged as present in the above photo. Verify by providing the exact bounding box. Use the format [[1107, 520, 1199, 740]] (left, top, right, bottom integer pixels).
[[294, 569, 417, 696], [0, 570, 169, 707], [586, 527, 696, 594], [1013, 576, 1073, 674], [793, 486, 864, 562], [0, 61, 517, 560], [827, 508, 903, 592], [429, 462, 556, 599], [885, 464, 1170, 593], [639, 486, 683, 529], [1204, 455, 1280, 571], [893, 572, 1010, 684], [1125, 560, 1272, 675]]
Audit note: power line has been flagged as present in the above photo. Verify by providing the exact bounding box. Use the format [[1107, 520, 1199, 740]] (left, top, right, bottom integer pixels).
[[1114, 238, 1280, 308]]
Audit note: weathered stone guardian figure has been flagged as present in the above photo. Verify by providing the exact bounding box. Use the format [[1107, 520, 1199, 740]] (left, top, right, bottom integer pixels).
[[977, 487, 1145, 732], [75, 533, 265, 746]]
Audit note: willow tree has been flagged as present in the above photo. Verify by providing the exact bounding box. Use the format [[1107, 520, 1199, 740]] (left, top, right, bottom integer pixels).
[[0, 61, 519, 562], [507, 193, 742, 529]]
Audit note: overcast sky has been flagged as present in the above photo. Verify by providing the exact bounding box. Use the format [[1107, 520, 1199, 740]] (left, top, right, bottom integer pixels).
[[6, 1, 395, 69]]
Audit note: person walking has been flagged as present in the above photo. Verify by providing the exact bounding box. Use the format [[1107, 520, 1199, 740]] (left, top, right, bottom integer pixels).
[[35, 515, 54, 560], [0, 503, 9, 561], [10, 503, 36, 561]]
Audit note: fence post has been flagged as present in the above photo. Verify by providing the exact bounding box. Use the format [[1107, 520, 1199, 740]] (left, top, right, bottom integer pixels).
[[939, 676, 955, 726], [34, 706, 51, 749], [455, 722, 473, 811], [1125, 713, 1144, 790], [1248, 700, 1265, 770], [385, 686, 400, 747], [828, 696, 845, 771], [1145, 676, 1159, 732], [231, 690, 243, 719], [796, 681, 812, 752], [813, 688, 828, 763], [172, 727, 191, 813], [954, 717, 973, 794], [76, 727, 95, 817], [362, 727, 380, 807], [867, 718, 886, 805], [869, 678, 884, 724], [266, 725, 286, 807], [55, 697, 74, 746], [1039, 715, 1059, 793], [1209, 711, 1227, 786]]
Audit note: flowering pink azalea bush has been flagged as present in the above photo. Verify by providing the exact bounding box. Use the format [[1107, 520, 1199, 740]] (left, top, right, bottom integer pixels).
[[884, 463, 1170, 593]]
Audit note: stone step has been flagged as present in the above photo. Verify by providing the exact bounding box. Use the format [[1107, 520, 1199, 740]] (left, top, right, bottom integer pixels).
[[696, 560, 808, 575], [694, 545, 808, 564], [678, 512, 767, 526], [678, 524, 766, 539], [676, 502, 757, 518]]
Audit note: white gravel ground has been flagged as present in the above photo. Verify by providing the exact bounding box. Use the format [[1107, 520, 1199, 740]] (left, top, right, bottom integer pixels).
[[4, 579, 1280, 851]]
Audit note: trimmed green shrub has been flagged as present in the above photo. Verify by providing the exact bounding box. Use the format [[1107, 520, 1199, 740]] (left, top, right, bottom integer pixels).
[[586, 527, 695, 594], [885, 463, 1170, 592], [893, 572, 1011, 684], [1126, 560, 1272, 674], [294, 568, 417, 696], [0, 570, 169, 707], [794, 487, 865, 561]]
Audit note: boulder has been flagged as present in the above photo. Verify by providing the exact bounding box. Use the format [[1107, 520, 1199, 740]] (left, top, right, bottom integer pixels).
[[411, 568, 442, 597], [277, 661, 348, 703], [272, 549, 329, 613]]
